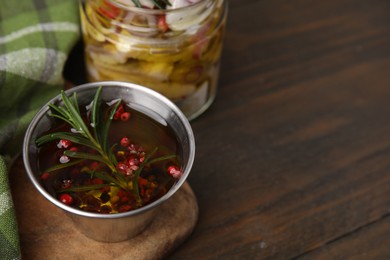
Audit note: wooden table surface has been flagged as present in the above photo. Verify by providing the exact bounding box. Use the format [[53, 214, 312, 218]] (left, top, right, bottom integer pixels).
[[65, 0, 390, 259]]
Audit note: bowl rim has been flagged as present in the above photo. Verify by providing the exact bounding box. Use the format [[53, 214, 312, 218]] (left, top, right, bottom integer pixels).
[[22, 81, 195, 219]]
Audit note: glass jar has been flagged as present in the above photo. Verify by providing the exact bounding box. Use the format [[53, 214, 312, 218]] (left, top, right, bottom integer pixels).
[[79, 0, 227, 120]]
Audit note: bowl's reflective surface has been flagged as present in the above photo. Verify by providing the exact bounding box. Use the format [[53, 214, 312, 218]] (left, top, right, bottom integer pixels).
[[23, 81, 195, 242]]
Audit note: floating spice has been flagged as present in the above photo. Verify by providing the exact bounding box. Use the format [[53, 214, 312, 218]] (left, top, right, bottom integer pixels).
[[36, 87, 182, 214]]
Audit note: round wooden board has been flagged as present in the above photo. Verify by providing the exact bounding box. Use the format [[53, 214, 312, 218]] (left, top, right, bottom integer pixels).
[[10, 157, 198, 259]]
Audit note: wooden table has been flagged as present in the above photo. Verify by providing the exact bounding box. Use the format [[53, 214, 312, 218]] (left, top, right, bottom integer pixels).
[[64, 0, 390, 258]]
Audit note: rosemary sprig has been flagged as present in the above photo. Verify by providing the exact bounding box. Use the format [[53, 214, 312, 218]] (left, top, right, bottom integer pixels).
[[36, 86, 176, 205], [43, 159, 85, 173], [37, 87, 117, 173]]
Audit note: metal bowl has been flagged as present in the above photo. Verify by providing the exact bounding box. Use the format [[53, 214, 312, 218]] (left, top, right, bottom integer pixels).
[[23, 81, 195, 242]]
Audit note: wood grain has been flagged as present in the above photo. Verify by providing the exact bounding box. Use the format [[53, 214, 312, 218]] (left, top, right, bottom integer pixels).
[[171, 0, 390, 259], [61, 0, 390, 258], [10, 158, 198, 260]]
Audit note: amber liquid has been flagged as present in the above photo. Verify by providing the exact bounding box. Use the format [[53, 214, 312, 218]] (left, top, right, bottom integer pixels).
[[37, 104, 181, 213], [80, 0, 226, 119]]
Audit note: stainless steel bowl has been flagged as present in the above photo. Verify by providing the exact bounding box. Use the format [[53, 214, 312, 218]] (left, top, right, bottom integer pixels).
[[23, 81, 195, 242]]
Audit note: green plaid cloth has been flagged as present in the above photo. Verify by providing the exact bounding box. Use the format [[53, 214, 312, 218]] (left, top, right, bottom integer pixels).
[[0, 1, 80, 259]]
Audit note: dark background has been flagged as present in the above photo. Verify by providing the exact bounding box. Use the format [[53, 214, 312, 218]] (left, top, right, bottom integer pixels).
[[65, 0, 390, 258]]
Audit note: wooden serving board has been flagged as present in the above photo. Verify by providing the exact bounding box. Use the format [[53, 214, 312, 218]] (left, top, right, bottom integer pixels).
[[10, 157, 198, 259]]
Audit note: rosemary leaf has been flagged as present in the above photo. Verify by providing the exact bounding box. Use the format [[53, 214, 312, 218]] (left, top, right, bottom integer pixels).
[[109, 143, 118, 165], [148, 154, 176, 165], [48, 104, 74, 127], [44, 159, 85, 173], [60, 91, 91, 138], [36, 132, 96, 149], [64, 150, 110, 166], [91, 86, 102, 145], [84, 169, 124, 188], [102, 99, 121, 153], [47, 113, 73, 127], [72, 92, 81, 116], [48, 104, 67, 117], [59, 183, 113, 193]]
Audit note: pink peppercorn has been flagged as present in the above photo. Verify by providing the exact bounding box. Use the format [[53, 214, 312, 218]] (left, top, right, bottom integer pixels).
[[57, 139, 72, 149], [120, 137, 130, 147], [59, 193, 73, 205], [167, 165, 182, 178], [59, 155, 70, 164], [120, 112, 131, 121], [40, 172, 50, 180]]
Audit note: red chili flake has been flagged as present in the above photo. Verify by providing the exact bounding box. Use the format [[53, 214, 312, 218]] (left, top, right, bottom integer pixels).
[[120, 137, 130, 147], [167, 165, 182, 178], [191, 24, 211, 59], [59, 193, 73, 205], [119, 204, 132, 212], [101, 186, 111, 193], [117, 190, 127, 198], [138, 177, 148, 186], [138, 177, 148, 196], [120, 195, 130, 203], [40, 172, 50, 180], [157, 15, 169, 32], [92, 178, 104, 185], [114, 104, 124, 120], [57, 139, 72, 149], [69, 147, 78, 152], [98, 0, 121, 19], [120, 112, 131, 121], [90, 161, 100, 170]]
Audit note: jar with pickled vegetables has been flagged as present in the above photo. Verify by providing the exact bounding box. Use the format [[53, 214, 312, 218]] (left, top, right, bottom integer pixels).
[[79, 0, 227, 120]]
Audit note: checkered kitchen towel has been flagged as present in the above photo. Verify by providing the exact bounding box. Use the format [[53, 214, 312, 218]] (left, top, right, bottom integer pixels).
[[0, 0, 80, 258]]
